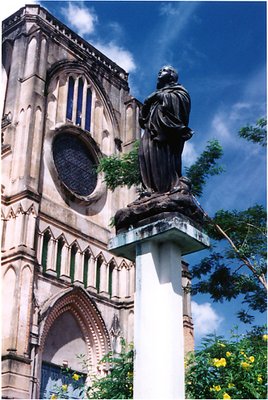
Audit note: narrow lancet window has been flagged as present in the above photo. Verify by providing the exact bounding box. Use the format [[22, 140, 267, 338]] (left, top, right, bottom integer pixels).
[[66, 76, 74, 120], [96, 258, 101, 293], [83, 252, 90, 288], [85, 87, 92, 131], [108, 263, 114, 297], [56, 238, 64, 278], [76, 78, 84, 126], [41, 231, 50, 272], [70, 245, 77, 283]]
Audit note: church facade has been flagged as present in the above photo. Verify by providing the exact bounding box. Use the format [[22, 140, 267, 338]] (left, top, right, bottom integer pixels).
[[1, 5, 194, 399]]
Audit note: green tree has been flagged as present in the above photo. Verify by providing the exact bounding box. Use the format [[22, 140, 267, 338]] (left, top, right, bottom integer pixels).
[[86, 339, 134, 399], [238, 117, 267, 147], [185, 325, 268, 399], [191, 119, 267, 323]]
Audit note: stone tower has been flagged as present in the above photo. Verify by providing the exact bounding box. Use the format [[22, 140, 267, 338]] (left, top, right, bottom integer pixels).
[[1, 5, 194, 399]]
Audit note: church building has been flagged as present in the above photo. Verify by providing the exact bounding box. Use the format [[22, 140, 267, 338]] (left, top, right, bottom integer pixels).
[[1, 5, 194, 399]]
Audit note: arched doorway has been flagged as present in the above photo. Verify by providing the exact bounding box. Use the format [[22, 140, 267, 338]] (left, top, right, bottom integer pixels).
[[38, 287, 111, 399]]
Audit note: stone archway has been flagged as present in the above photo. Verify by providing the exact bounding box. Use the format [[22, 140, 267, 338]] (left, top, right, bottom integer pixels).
[[38, 287, 111, 398]]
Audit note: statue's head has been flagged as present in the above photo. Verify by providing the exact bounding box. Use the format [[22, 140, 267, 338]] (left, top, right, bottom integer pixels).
[[157, 65, 178, 88]]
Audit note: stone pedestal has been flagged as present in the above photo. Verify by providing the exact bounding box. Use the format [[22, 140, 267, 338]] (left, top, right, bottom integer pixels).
[[108, 214, 209, 400]]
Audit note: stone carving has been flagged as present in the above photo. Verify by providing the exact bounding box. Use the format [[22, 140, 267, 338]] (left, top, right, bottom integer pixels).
[[138, 65, 193, 194]]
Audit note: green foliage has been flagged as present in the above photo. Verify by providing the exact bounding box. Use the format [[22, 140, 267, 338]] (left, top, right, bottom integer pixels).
[[86, 338, 134, 399], [238, 118, 267, 147], [192, 205, 267, 322], [98, 138, 224, 197], [185, 325, 268, 399], [97, 141, 140, 191], [185, 139, 224, 197], [207, 205, 267, 259]]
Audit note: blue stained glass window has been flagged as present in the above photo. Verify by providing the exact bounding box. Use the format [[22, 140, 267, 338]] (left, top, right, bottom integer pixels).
[[76, 78, 84, 126], [66, 77, 74, 120], [85, 88, 92, 132]]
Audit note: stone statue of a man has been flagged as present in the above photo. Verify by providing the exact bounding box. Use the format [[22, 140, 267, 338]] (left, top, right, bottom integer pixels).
[[139, 65, 193, 193]]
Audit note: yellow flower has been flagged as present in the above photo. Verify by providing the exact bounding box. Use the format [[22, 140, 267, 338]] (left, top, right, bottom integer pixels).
[[240, 351, 245, 355], [223, 392, 231, 399], [213, 357, 227, 367], [226, 351, 232, 357], [248, 356, 255, 363], [218, 342, 226, 348], [72, 373, 80, 381], [228, 383, 235, 388], [50, 395, 57, 400], [241, 361, 251, 369], [257, 375, 263, 383], [61, 384, 68, 392], [262, 334, 268, 341], [215, 385, 221, 392]]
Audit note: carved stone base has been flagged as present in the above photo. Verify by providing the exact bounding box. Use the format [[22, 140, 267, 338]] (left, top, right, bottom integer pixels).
[[114, 189, 205, 233]]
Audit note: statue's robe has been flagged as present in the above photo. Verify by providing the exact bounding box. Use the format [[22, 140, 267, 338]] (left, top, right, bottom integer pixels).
[[139, 83, 193, 193]]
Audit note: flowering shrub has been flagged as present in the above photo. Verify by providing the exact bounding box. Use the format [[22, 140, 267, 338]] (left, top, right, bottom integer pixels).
[[51, 327, 266, 399], [185, 325, 267, 399], [51, 338, 133, 399]]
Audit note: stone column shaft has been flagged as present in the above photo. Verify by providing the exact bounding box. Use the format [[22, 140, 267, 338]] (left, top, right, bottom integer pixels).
[[134, 240, 184, 399]]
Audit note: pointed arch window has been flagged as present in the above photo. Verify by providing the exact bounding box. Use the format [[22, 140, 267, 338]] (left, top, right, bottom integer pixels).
[[83, 251, 90, 288], [70, 245, 77, 283], [76, 78, 84, 126], [96, 257, 102, 293], [66, 76, 74, 120], [41, 231, 51, 272], [85, 87, 92, 132], [56, 237, 64, 278], [108, 263, 115, 297]]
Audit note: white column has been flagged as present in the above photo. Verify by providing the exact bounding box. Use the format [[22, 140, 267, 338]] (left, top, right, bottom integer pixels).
[[134, 240, 184, 400]]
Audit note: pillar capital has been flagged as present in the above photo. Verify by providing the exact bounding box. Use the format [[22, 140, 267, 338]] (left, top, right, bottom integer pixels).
[[108, 213, 210, 261]]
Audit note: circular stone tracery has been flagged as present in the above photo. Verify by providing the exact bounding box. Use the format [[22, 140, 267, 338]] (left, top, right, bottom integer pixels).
[[53, 133, 98, 197]]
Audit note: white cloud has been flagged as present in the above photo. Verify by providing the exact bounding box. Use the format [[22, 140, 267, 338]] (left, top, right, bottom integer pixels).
[[211, 113, 232, 143], [1, 0, 38, 21], [93, 41, 136, 73], [182, 141, 198, 167], [61, 3, 98, 36], [155, 2, 200, 63], [192, 301, 224, 337], [58, 3, 136, 73]]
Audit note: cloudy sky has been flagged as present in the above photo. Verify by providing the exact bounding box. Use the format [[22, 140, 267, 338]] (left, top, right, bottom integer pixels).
[[2, 1, 266, 344]]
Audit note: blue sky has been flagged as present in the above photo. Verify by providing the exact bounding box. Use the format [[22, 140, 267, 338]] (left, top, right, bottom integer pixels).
[[2, 1, 266, 344]]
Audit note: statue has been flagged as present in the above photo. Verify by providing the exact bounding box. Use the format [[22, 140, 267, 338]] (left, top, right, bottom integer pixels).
[[138, 65, 193, 194], [114, 66, 205, 233]]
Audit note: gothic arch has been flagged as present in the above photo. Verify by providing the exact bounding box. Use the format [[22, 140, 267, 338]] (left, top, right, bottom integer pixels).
[[46, 60, 120, 137], [39, 287, 111, 370]]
